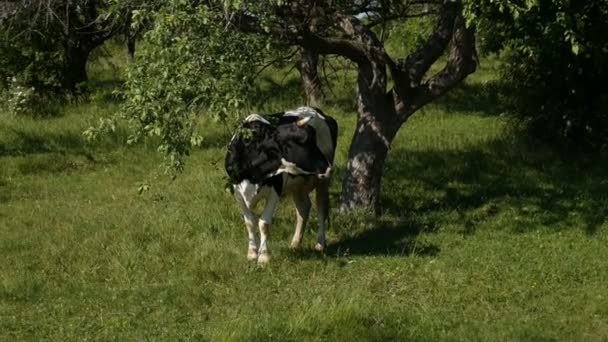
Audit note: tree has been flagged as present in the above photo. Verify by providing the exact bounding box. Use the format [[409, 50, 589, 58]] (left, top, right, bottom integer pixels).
[[0, 0, 148, 93], [229, 0, 478, 212], [299, 46, 323, 105], [466, 0, 608, 151], [118, 0, 477, 213]]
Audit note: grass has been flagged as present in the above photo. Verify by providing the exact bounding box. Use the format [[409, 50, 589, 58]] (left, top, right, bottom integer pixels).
[[1, 56, 608, 340]]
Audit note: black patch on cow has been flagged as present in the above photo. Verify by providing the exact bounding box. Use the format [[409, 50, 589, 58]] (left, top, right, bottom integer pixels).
[[225, 109, 338, 195], [225, 119, 281, 184]]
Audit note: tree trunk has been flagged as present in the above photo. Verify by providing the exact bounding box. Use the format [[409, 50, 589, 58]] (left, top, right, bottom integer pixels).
[[63, 45, 91, 92], [340, 115, 393, 214], [127, 35, 136, 63], [340, 61, 398, 213], [299, 47, 323, 105]]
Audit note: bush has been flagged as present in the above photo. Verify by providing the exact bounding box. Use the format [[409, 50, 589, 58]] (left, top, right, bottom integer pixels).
[[468, 0, 608, 151], [0, 77, 60, 118]]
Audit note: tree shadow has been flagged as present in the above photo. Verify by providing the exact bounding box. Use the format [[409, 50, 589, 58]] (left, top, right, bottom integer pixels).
[[433, 80, 506, 116], [381, 136, 608, 235], [286, 215, 440, 260], [327, 221, 440, 257], [0, 128, 90, 157]]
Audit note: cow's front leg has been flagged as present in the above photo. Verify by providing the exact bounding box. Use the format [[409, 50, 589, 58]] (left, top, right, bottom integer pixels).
[[234, 190, 258, 261], [315, 180, 330, 252], [244, 213, 259, 261], [258, 189, 281, 264], [291, 192, 311, 249]]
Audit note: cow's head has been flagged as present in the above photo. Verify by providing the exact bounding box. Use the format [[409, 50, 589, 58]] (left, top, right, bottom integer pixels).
[[276, 117, 332, 178]]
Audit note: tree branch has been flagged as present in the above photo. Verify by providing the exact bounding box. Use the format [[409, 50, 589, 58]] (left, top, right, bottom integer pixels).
[[396, 0, 461, 88], [417, 13, 477, 105]]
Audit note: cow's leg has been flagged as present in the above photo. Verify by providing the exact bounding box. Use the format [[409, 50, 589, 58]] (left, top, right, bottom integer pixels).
[[291, 192, 311, 249], [244, 212, 259, 261], [315, 180, 330, 252], [258, 189, 281, 264], [234, 191, 258, 261]]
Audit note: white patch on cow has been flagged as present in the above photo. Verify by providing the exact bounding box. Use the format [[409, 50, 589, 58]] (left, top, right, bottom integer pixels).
[[233, 179, 268, 208], [244, 113, 270, 125], [284, 107, 334, 162], [278, 158, 313, 176]]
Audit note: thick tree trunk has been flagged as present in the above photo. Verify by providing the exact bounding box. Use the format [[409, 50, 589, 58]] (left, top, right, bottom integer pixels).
[[63, 45, 91, 92], [340, 61, 399, 213], [340, 115, 393, 213], [299, 47, 323, 105]]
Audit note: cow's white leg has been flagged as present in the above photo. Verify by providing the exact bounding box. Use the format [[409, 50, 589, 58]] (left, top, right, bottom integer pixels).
[[234, 189, 258, 261], [315, 180, 330, 252], [291, 192, 311, 249], [258, 189, 281, 264], [244, 213, 259, 261]]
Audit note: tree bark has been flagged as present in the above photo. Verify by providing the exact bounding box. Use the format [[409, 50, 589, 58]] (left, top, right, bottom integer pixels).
[[299, 47, 323, 105], [63, 45, 91, 92], [340, 57, 399, 213]]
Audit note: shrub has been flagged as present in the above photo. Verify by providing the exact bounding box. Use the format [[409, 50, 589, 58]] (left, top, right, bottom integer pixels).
[[468, 0, 608, 151]]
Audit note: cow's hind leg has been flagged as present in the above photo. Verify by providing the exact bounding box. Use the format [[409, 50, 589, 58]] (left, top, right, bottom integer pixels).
[[291, 192, 311, 249], [315, 180, 330, 252], [258, 189, 281, 264]]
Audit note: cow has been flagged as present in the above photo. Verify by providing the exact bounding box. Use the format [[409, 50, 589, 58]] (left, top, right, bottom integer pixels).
[[225, 106, 338, 263]]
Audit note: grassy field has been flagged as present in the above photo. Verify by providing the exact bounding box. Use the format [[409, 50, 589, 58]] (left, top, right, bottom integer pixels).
[[1, 56, 608, 340]]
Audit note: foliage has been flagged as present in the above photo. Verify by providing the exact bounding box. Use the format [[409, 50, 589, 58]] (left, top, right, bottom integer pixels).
[[383, 16, 437, 57], [466, 0, 608, 151], [0, 0, 149, 100], [117, 2, 270, 173], [0, 14, 64, 96]]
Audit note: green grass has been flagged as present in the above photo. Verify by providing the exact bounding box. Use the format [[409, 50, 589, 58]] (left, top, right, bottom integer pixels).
[[1, 58, 608, 340]]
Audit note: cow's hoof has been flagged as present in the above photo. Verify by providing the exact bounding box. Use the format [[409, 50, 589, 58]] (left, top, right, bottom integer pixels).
[[314, 242, 325, 253], [247, 248, 258, 261], [257, 252, 271, 264], [289, 240, 302, 250]]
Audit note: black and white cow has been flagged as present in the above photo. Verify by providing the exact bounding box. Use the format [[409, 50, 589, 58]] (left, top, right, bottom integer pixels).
[[225, 106, 338, 263]]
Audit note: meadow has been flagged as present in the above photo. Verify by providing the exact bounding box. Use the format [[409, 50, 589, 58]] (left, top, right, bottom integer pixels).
[[1, 53, 608, 340]]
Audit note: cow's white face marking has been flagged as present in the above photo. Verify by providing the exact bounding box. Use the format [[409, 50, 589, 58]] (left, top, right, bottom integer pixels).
[[284, 106, 335, 163], [244, 114, 271, 125]]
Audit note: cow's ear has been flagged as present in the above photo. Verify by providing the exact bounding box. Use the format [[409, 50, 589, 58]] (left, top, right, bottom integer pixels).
[[296, 116, 312, 127]]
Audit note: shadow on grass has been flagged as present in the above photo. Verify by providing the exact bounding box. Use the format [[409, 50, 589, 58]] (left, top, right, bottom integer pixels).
[[381, 136, 608, 235], [287, 214, 440, 259], [0, 128, 90, 157], [327, 221, 440, 257], [433, 80, 506, 116]]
